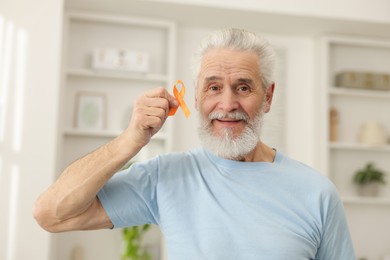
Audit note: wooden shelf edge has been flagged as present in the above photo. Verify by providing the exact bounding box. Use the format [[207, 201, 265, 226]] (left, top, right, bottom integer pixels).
[[66, 11, 176, 28], [329, 87, 390, 99], [329, 142, 390, 152], [63, 129, 167, 140], [342, 196, 390, 206], [67, 68, 169, 82]]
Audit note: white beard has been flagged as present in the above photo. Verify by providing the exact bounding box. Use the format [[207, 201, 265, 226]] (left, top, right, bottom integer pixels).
[[198, 108, 265, 160]]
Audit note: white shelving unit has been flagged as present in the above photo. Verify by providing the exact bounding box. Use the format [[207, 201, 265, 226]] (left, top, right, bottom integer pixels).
[[59, 11, 176, 166], [319, 35, 390, 259], [56, 11, 176, 260]]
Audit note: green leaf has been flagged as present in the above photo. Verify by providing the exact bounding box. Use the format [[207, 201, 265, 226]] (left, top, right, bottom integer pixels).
[[353, 162, 386, 185], [122, 225, 151, 260]]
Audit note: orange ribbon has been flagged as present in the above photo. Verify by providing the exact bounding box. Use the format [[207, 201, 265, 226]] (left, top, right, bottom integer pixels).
[[168, 80, 190, 118]]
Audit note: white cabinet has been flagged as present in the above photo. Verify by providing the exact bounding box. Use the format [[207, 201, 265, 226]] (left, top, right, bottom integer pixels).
[[56, 11, 176, 260], [319, 35, 390, 259]]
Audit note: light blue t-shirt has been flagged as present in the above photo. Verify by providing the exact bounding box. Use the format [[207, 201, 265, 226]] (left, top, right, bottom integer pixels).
[[98, 147, 355, 260]]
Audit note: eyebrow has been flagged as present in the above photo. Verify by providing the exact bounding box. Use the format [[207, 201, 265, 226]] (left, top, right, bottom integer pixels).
[[204, 76, 254, 84], [204, 76, 223, 83], [236, 78, 254, 84]]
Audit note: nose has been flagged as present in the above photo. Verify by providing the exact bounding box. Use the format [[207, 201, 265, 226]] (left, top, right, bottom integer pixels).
[[216, 88, 240, 112]]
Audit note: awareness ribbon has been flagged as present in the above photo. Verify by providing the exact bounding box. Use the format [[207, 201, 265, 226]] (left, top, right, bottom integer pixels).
[[168, 80, 190, 118]]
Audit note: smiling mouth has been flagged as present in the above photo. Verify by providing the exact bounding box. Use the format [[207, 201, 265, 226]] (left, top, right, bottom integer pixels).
[[216, 118, 241, 122], [213, 118, 243, 126]]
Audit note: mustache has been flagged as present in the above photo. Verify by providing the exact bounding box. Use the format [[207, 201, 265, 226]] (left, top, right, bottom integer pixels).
[[208, 111, 250, 122]]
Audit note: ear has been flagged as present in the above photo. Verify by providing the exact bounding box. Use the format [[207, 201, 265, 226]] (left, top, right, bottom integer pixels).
[[194, 87, 199, 110], [263, 83, 275, 113]]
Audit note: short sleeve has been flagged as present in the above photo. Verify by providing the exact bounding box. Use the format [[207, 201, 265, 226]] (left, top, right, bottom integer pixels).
[[315, 199, 356, 260], [97, 159, 160, 228]]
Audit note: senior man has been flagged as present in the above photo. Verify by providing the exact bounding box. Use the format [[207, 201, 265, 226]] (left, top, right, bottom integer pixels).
[[34, 28, 355, 260]]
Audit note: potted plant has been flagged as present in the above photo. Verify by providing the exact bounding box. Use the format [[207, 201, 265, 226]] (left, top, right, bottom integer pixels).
[[122, 224, 151, 260], [353, 162, 386, 197]]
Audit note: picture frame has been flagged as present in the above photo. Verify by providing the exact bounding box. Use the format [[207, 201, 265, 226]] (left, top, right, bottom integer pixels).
[[74, 92, 107, 131]]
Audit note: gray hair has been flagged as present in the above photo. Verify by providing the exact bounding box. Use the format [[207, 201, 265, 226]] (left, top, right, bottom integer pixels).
[[193, 28, 276, 90]]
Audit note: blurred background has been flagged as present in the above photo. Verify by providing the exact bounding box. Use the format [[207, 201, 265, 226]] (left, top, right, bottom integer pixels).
[[1, 0, 390, 259]]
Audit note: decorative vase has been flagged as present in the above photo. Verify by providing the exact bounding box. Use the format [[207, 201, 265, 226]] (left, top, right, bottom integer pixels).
[[357, 182, 381, 197], [357, 121, 387, 145]]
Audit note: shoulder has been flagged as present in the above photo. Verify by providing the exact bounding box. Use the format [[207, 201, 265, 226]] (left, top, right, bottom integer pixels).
[[134, 147, 208, 176], [277, 152, 341, 204], [278, 152, 331, 184], [152, 147, 207, 166]]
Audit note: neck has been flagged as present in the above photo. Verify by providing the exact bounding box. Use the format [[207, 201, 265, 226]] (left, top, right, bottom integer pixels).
[[236, 142, 276, 163]]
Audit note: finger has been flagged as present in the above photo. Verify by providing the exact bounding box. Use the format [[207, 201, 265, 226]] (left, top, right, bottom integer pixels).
[[146, 87, 179, 110], [132, 106, 164, 131], [136, 96, 170, 120], [140, 114, 164, 130], [144, 106, 167, 119], [166, 92, 179, 109], [145, 87, 170, 99]]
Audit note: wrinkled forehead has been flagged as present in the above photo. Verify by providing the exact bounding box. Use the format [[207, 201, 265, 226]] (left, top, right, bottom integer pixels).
[[198, 49, 262, 82]]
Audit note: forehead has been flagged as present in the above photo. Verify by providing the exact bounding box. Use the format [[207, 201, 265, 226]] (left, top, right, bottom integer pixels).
[[199, 48, 261, 82]]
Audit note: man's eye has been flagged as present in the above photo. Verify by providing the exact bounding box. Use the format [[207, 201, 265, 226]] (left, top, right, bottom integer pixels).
[[209, 85, 220, 91], [238, 85, 250, 92]]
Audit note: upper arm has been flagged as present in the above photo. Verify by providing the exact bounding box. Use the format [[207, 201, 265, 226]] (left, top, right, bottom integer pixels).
[[43, 196, 113, 233]]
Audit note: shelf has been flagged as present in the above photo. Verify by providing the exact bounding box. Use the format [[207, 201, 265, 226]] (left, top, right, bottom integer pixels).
[[68, 11, 176, 29], [342, 196, 390, 206], [63, 128, 167, 140], [67, 68, 169, 83], [330, 142, 390, 152], [329, 87, 390, 99]]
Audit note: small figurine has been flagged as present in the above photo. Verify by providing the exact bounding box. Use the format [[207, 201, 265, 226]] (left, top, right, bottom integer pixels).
[[329, 107, 339, 142]]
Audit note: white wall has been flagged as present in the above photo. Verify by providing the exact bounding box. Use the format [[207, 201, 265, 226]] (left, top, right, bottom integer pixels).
[[151, 0, 390, 24], [0, 0, 63, 259]]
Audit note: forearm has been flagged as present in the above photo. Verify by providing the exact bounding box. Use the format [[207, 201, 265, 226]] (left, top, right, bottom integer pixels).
[[58, 133, 137, 213], [34, 133, 139, 229], [34, 87, 178, 231]]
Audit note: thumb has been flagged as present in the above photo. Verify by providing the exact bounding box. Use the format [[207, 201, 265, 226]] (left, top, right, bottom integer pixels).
[[166, 93, 179, 109]]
